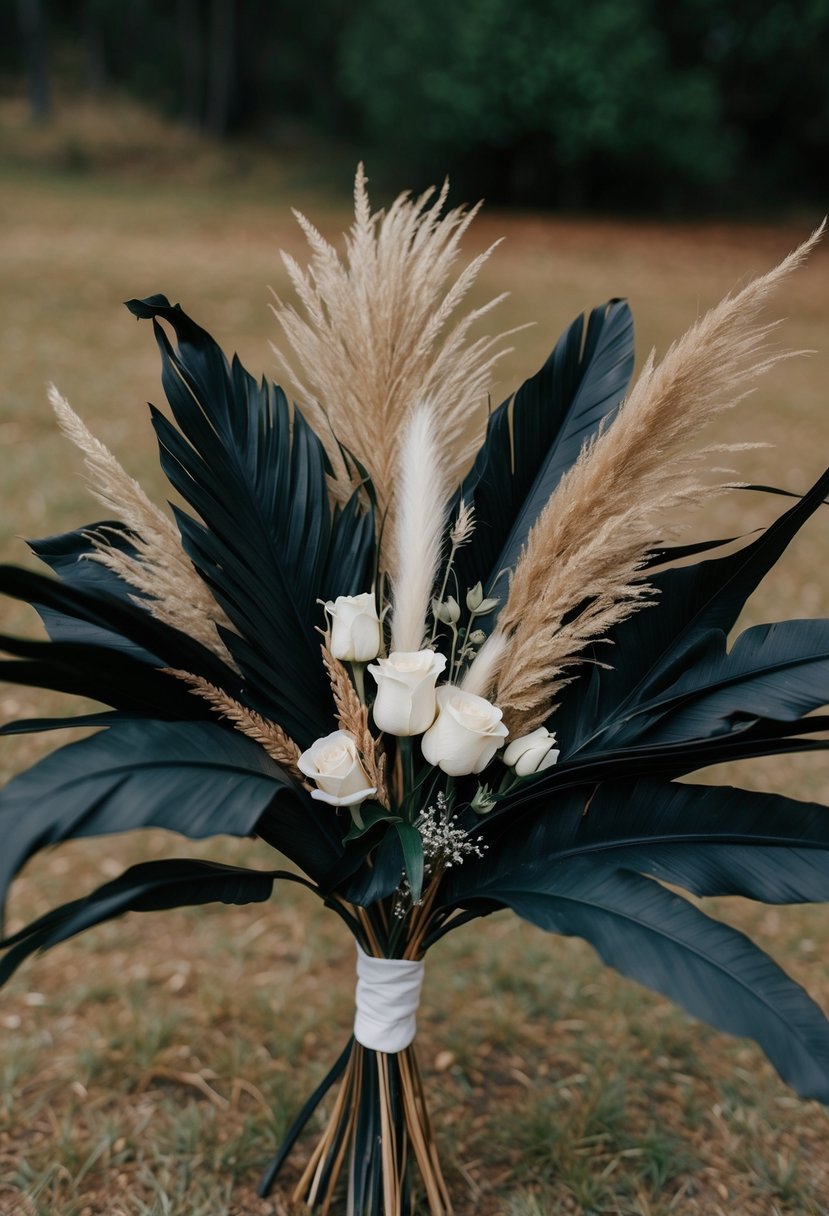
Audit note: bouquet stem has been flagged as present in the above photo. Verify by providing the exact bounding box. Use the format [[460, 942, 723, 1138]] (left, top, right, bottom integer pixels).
[[260, 1038, 451, 1215]]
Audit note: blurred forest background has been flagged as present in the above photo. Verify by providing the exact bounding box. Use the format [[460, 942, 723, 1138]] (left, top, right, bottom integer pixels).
[[4, 0, 829, 211]]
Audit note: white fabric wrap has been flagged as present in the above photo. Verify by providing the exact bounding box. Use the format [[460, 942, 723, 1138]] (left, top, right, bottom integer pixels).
[[353, 943, 425, 1053]]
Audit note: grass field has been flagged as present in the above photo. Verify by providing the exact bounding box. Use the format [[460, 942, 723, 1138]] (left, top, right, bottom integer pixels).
[[2, 134, 829, 1215]]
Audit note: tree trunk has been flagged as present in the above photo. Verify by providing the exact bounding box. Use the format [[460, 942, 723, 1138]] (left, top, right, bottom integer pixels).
[[16, 0, 51, 123], [205, 0, 235, 137], [177, 0, 205, 131], [83, 0, 107, 96]]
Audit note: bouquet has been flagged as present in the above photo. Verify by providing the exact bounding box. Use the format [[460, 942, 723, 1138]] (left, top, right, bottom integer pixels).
[[1, 169, 829, 1214]]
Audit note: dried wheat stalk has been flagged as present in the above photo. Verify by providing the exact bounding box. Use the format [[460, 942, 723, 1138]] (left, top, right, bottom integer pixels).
[[321, 644, 388, 807], [271, 164, 518, 526], [166, 668, 304, 777], [473, 225, 824, 735], [50, 386, 236, 665]]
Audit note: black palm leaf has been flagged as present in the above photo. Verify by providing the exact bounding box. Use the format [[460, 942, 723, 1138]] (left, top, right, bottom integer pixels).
[[127, 295, 375, 745], [0, 562, 241, 721], [451, 299, 634, 626], [449, 856, 829, 1102], [0, 859, 308, 986]]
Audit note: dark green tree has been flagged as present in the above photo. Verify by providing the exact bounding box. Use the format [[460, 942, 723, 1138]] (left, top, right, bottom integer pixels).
[[339, 0, 731, 206]]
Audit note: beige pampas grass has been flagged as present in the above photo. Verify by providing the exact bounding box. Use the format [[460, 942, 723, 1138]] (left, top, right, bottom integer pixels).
[[467, 224, 825, 735], [389, 403, 449, 652], [49, 385, 235, 664], [271, 164, 515, 520], [165, 669, 304, 777]]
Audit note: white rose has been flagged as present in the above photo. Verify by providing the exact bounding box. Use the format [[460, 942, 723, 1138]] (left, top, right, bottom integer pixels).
[[297, 730, 377, 807], [421, 686, 508, 776], [503, 727, 560, 776], [324, 593, 382, 662], [367, 650, 447, 736]]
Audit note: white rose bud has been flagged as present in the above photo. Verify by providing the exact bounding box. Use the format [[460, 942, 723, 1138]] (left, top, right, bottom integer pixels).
[[421, 686, 508, 776], [502, 727, 560, 777], [297, 730, 377, 806], [324, 593, 382, 662], [367, 650, 447, 736]]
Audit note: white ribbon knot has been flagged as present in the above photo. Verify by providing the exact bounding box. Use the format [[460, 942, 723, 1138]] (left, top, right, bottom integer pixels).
[[353, 943, 425, 1053]]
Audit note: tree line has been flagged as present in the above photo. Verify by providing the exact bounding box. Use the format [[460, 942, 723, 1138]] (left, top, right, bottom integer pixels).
[[6, 0, 829, 210]]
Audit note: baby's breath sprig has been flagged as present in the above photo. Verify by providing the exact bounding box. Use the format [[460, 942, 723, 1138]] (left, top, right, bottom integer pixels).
[[393, 790, 487, 918]]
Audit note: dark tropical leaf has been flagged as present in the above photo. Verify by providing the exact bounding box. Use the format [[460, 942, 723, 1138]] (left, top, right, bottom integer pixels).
[[458, 857, 829, 1102], [453, 300, 634, 624], [126, 295, 375, 745], [323, 491, 378, 602], [0, 632, 216, 725], [623, 619, 829, 745], [555, 464, 829, 757], [0, 720, 310, 925], [0, 709, 144, 735], [28, 524, 158, 661], [494, 714, 829, 814], [447, 779, 829, 908], [343, 805, 401, 843], [394, 821, 425, 903], [0, 564, 235, 690], [336, 825, 404, 906], [0, 859, 301, 986], [643, 533, 747, 569]]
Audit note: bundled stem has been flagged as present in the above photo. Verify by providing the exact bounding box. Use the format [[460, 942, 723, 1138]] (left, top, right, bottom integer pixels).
[[289, 1040, 452, 1216]]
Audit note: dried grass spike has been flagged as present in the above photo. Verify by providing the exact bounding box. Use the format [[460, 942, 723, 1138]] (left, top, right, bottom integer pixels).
[[321, 644, 388, 807], [166, 669, 303, 777]]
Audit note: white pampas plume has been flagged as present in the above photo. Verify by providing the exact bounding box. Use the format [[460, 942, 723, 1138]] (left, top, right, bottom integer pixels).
[[389, 402, 449, 653], [461, 630, 509, 699]]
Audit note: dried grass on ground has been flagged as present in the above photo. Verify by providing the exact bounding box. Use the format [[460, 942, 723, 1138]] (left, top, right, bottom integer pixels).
[[1, 150, 829, 1214]]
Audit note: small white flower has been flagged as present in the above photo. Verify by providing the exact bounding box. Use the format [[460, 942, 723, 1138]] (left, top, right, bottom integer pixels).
[[297, 730, 376, 807], [324, 593, 382, 662], [503, 727, 560, 777], [368, 650, 447, 736], [421, 686, 508, 776]]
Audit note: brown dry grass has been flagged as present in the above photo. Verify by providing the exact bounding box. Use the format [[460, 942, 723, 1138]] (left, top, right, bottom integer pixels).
[[1, 142, 829, 1214]]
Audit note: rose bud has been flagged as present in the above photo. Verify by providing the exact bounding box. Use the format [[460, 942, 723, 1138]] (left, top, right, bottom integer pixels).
[[502, 727, 560, 777], [324, 593, 382, 662]]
